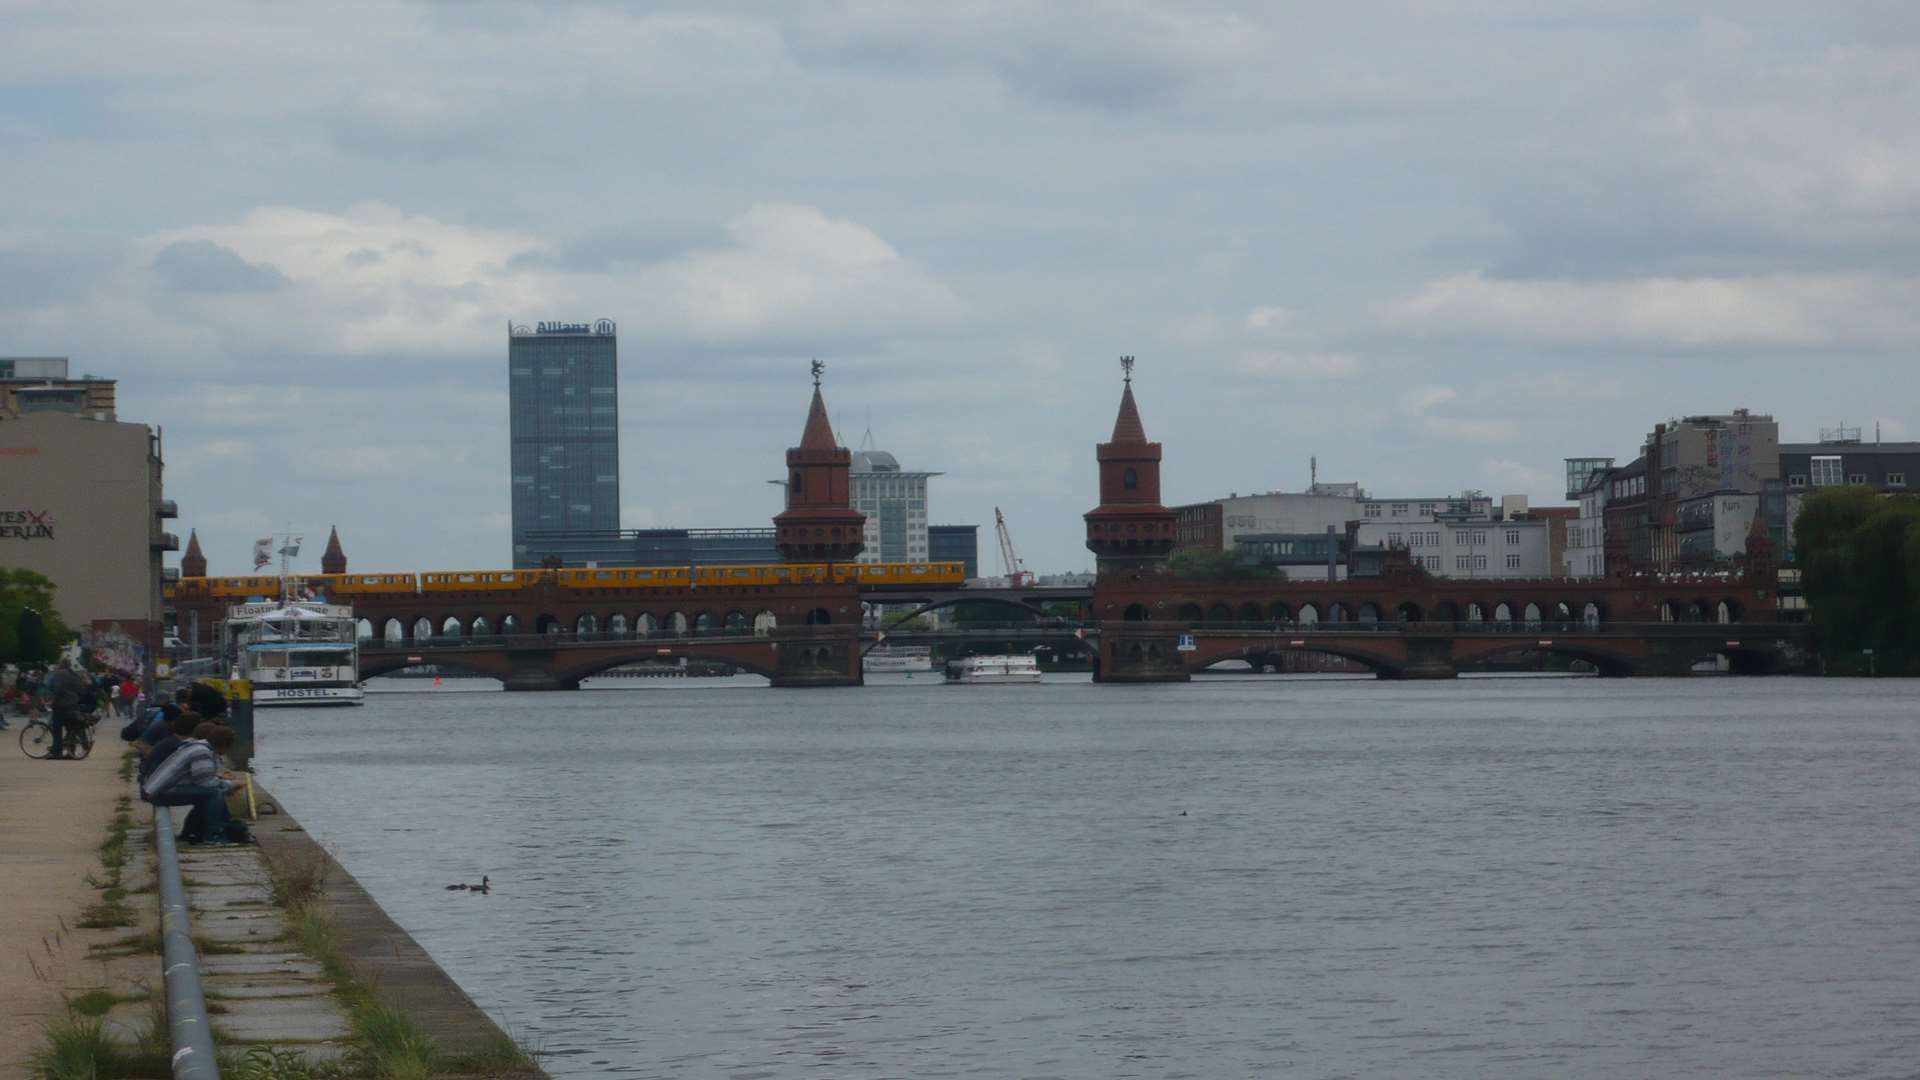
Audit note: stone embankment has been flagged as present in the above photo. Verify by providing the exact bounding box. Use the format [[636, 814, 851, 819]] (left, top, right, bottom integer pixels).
[[1, 734, 542, 1078]]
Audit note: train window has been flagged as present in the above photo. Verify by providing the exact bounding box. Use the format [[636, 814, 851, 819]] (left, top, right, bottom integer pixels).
[[459, 574, 477, 583], [912, 565, 928, 575], [595, 571, 612, 580], [501, 573, 516, 583], [733, 568, 750, 578]]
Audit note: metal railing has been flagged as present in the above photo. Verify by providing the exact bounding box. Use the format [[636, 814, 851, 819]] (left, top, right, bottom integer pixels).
[[358, 625, 853, 651], [153, 806, 220, 1080], [1106, 620, 1803, 637]]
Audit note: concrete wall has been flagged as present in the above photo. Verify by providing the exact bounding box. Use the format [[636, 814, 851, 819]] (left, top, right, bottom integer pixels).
[[0, 412, 163, 641]]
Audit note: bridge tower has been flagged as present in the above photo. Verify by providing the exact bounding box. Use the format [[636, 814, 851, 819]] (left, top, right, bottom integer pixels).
[[320, 526, 347, 575], [774, 362, 866, 563], [180, 529, 207, 578], [1084, 357, 1176, 574]]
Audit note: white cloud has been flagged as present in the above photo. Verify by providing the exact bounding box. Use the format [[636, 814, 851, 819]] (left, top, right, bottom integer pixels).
[[1385, 271, 1920, 349], [1230, 351, 1361, 379]]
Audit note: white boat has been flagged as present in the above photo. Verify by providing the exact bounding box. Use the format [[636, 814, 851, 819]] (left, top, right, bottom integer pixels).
[[944, 654, 1043, 684], [864, 646, 933, 673], [223, 600, 365, 706]]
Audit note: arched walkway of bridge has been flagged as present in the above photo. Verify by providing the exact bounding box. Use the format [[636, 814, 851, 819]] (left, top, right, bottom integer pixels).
[[878, 593, 1058, 626], [1450, 640, 1637, 677]]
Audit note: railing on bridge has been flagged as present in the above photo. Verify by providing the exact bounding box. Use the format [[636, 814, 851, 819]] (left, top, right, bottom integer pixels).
[[1109, 620, 1802, 636], [359, 625, 852, 651]]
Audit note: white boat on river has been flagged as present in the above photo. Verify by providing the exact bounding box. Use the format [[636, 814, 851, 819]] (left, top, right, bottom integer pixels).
[[943, 654, 1043, 684], [224, 600, 365, 706]]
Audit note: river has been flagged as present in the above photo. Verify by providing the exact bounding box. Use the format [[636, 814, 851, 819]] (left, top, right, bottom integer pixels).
[[252, 674, 1919, 1078]]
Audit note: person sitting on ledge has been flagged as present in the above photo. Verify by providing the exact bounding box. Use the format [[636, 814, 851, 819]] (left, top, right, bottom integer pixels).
[[142, 722, 241, 845]]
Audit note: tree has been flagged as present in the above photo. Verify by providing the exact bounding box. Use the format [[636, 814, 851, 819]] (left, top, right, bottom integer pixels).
[[1794, 488, 1920, 671], [0, 569, 74, 663], [1167, 547, 1270, 582]]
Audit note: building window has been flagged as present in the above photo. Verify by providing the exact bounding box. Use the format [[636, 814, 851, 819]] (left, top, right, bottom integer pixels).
[[1889, 472, 1907, 488], [1506, 554, 1521, 569], [1788, 475, 1806, 488], [1409, 532, 1423, 547], [1123, 467, 1138, 490], [1848, 473, 1867, 485], [1419, 503, 1434, 515], [1811, 456, 1842, 486], [1426, 531, 1440, 546], [1392, 503, 1408, 515], [1364, 504, 1382, 518], [1389, 533, 1403, 547], [1474, 555, 1487, 570], [1506, 530, 1520, 545], [1455, 555, 1470, 570], [1425, 556, 1440, 570]]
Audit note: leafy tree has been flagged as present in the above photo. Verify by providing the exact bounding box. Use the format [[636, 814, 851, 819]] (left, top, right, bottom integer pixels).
[[1794, 488, 1920, 671], [0, 569, 74, 663], [1167, 548, 1271, 582]]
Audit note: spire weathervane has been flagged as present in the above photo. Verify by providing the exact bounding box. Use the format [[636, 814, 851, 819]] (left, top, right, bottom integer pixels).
[[811, 359, 824, 388], [1120, 355, 1135, 383]]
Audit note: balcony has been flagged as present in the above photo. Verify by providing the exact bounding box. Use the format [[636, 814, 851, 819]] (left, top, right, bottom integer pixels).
[[156, 499, 178, 519], [152, 532, 180, 552]]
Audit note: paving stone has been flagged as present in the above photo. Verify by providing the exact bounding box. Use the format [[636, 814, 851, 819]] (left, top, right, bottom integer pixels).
[[196, 916, 287, 944], [214, 995, 352, 1042], [198, 952, 324, 977], [207, 978, 334, 1000]]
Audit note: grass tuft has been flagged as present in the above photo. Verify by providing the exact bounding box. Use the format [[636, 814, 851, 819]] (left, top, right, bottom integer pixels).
[[354, 1002, 442, 1079], [65, 988, 120, 1017], [268, 848, 332, 907], [31, 1011, 116, 1080]]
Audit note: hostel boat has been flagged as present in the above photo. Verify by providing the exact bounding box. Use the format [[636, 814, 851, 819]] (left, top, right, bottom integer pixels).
[[223, 600, 365, 706]]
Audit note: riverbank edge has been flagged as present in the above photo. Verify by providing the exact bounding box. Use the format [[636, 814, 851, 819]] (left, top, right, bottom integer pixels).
[[251, 782, 546, 1073]]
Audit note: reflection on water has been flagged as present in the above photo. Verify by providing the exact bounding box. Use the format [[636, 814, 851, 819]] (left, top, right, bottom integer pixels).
[[257, 676, 1920, 1078]]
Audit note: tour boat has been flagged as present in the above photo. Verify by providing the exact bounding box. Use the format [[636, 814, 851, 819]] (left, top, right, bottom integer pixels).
[[223, 600, 365, 706], [943, 654, 1043, 684], [864, 646, 934, 674]]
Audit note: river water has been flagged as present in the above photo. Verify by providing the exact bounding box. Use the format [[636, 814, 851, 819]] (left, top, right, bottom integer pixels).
[[252, 675, 1920, 1079]]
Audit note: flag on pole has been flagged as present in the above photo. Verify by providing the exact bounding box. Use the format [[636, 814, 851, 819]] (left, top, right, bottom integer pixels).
[[278, 535, 303, 557], [252, 538, 272, 569]]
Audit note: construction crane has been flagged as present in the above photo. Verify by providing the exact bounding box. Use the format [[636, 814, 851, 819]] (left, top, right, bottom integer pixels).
[[994, 507, 1036, 588]]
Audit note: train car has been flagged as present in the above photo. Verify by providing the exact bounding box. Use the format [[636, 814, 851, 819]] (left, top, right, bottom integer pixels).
[[421, 570, 542, 593], [853, 561, 967, 585], [556, 566, 693, 589], [324, 573, 422, 594], [206, 575, 285, 599]]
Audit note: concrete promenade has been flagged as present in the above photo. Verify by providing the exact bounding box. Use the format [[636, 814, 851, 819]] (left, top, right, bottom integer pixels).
[[0, 738, 123, 1078]]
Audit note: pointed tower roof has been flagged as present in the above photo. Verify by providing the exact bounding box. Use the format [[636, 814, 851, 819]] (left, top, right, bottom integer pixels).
[[181, 529, 207, 578], [1110, 380, 1147, 444], [320, 526, 347, 575], [799, 386, 838, 451]]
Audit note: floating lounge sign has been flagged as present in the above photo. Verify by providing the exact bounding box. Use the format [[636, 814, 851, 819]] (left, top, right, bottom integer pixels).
[[0, 509, 55, 540]]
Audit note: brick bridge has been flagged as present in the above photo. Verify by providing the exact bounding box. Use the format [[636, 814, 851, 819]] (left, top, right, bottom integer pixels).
[[1085, 561, 1809, 681], [358, 626, 864, 690]]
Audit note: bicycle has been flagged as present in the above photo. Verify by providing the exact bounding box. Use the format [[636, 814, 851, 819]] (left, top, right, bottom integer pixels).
[[19, 712, 96, 760]]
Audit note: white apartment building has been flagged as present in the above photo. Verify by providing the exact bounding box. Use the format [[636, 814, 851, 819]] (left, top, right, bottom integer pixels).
[[1354, 516, 1552, 578], [1563, 457, 1612, 578]]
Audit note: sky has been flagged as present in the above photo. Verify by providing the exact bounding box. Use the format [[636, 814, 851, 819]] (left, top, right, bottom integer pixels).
[[3, 2, 1917, 575]]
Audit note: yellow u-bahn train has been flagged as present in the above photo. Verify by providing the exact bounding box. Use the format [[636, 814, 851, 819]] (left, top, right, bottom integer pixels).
[[166, 561, 966, 601]]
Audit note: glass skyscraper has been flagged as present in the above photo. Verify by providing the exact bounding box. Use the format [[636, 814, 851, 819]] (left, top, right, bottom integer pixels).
[[508, 321, 619, 567]]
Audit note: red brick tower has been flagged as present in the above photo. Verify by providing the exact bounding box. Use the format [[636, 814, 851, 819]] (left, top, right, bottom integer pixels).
[[1085, 357, 1176, 573], [180, 529, 207, 578], [320, 526, 347, 575], [774, 362, 866, 563]]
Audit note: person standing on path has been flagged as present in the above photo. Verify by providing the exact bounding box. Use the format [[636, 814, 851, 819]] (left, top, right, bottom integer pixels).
[[118, 674, 139, 719], [42, 661, 83, 761]]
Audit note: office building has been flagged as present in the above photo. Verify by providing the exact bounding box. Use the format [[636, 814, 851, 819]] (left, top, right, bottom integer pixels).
[[928, 525, 980, 578], [0, 410, 174, 659], [508, 320, 619, 567], [851, 445, 940, 562], [1564, 458, 1614, 577], [1, 357, 116, 419]]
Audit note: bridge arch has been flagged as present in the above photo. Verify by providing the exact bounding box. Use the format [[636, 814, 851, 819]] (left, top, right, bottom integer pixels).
[[1297, 603, 1319, 626], [1493, 603, 1513, 627], [754, 610, 777, 634], [804, 607, 832, 625], [1465, 602, 1484, 623], [1396, 601, 1422, 623], [1237, 602, 1263, 622], [1177, 603, 1204, 623], [1268, 601, 1292, 623], [1433, 601, 1461, 623], [608, 613, 627, 636], [500, 614, 520, 636], [1356, 602, 1381, 624], [555, 645, 783, 686], [470, 615, 492, 638], [1327, 602, 1349, 624], [667, 611, 689, 633], [577, 614, 598, 635], [1124, 603, 1149, 621], [694, 611, 714, 632], [1187, 641, 1398, 678], [636, 612, 658, 635], [412, 616, 434, 644], [1717, 599, 1742, 623], [1522, 602, 1542, 628], [1581, 602, 1602, 629], [725, 610, 748, 631], [356, 618, 373, 641], [1452, 639, 1636, 677], [1207, 602, 1233, 624], [537, 614, 562, 637], [440, 616, 462, 640]]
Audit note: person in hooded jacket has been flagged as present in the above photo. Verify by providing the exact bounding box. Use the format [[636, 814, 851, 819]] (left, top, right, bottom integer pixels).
[[142, 722, 240, 844]]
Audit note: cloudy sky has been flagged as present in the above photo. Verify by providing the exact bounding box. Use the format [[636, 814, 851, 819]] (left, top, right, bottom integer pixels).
[[5, 2, 1916, 574]]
